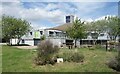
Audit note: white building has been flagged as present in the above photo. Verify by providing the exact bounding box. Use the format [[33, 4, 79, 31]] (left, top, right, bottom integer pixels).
[[10, 15, 113, 47], [98, 32, 110, 40]]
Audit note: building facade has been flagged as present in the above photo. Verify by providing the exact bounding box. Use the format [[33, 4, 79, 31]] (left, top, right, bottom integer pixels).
[[10, 15, 112, 47]]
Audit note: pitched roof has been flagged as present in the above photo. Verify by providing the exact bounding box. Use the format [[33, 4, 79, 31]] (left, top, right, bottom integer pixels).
[[45, 23, 73, 31]]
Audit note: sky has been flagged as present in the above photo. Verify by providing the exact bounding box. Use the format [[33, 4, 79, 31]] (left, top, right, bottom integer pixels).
[[1, 0, 119, 29]]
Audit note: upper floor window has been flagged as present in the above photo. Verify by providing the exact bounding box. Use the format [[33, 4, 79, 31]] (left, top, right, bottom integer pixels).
[[100, 34, 104, 36], [40, 31, 43, 35]]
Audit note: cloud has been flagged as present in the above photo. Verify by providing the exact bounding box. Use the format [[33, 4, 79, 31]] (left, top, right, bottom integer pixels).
[[2, 0, 20, 2], [45, 3, 58, 11], [94, 15, 116, 21], [2, 2, 117, 29], [4, 0, 118, 2], [2, 2, 66, 28], [72, 2, 107, 18]]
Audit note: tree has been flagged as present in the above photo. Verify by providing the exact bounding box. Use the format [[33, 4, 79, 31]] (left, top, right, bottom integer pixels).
[[85, 16, 120, 40], [2, 15, 31, 45], [107, 16, 120, 40], [0, 20, 2, 42], [66, 19, 86, 48], [40, 35, 46, 41]]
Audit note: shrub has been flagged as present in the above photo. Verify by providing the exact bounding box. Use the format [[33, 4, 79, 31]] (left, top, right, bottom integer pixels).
[[70, 52, 84, 62], [34, 40, 59, 65], [107, 56, 120, 72], [88, 46, 95, 50], [57, 50, 84, 63]]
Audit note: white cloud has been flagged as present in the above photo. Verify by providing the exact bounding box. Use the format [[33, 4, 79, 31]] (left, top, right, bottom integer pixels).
[[16, 0, 120, 2], [2, 0, 20, 2], [45, 3, 58, 11], [95, 15, 116, 21], [2, 2, 117, 29], [73, 2, 107, 18], [30, 22, 49, 29], [2, 2, 23, 17], [85, 18, 94, 22], [2, 2, 66, 28]]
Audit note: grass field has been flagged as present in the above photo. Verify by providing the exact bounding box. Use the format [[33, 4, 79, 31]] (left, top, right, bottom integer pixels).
[[2, 45, 118, 72]]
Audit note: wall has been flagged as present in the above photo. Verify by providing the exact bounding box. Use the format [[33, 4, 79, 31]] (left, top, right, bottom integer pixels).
[[47, 38, 65, 47], [24, 39, 34, 46], [10, 39, 18, 45]]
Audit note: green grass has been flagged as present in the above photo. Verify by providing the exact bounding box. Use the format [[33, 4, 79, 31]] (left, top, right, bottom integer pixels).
[[2, 45, 118, 72]]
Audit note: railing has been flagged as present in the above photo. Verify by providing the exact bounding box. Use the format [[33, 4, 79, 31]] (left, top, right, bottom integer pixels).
[[48, 34, 67, 38]]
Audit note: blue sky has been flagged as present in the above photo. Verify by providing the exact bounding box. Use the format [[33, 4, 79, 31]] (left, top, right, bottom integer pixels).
[[1, 0, 119, 29]]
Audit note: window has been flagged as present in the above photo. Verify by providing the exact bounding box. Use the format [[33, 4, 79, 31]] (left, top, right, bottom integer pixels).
[[66, 16, 70, 23], [100, 34, 104, 36], [49, 31, 54, 37], [30, 32, 32, 35], [40, 31, 43, 35], [22, 40, 25, 43]]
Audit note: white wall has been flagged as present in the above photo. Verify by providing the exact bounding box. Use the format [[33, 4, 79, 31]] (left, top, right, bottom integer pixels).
[[10, 39, 18, 45], [24, 40, 34, 46], [47, 38, 65, 47], [98, 33, 110, 40]]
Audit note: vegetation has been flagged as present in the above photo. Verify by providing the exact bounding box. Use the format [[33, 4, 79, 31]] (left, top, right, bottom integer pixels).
[[40, 35, 46, 41], [2, 15, 31, 45], [107, 56, 120, 72], [57, 49, 84, 63], [2, 15, 120, 72], [66, 19, 86, 48], [34, 40, 59, 65], [2, 45, 117, 72], [84, 16, 120, 72], [84, 16, 120, 41]]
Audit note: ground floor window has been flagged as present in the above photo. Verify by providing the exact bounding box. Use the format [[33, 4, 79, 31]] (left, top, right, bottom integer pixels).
[[22, 40, 25, 43]]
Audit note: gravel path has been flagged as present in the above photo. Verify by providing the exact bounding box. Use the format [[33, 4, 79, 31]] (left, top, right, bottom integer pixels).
[[14, 46, 37, 49]]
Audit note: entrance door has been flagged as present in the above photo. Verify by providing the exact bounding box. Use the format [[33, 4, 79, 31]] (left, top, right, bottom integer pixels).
[[34, 39, 40, 46]]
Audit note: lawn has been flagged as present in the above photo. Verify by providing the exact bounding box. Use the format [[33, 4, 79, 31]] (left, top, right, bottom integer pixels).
[[2, 45, 118, 72]]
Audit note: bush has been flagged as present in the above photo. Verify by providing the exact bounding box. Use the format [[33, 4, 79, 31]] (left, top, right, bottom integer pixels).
[[88, 45, 95, 50], [34, 40, 59, 65], [107, 56, 120, 72], [70, 52, 84, 62], [59, 52, 72, 62], [57, 50, 84, 63]]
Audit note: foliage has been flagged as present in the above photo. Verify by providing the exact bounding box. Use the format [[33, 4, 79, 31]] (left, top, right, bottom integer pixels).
[[107, 16, 120, 40], [66, 19, 86, 47], [40, 35, 46, 41], [57, 50, 84, 63], [70, 52, 84, 62], [85, 16, 120, 40], [107, 56, 120, 72], [34, 40, 59, 65], [109, 41, 119, 45], [2, 15, 31, 44]]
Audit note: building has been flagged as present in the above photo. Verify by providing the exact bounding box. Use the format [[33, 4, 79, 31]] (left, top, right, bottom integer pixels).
[[10, 29, 44, 46], [10, 28, 67, 47], [66, 15, 75, 23], [10, 15, 112, 47]]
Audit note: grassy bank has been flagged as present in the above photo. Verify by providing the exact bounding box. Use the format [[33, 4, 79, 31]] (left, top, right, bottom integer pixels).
[[2, 45, 117, 72]]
